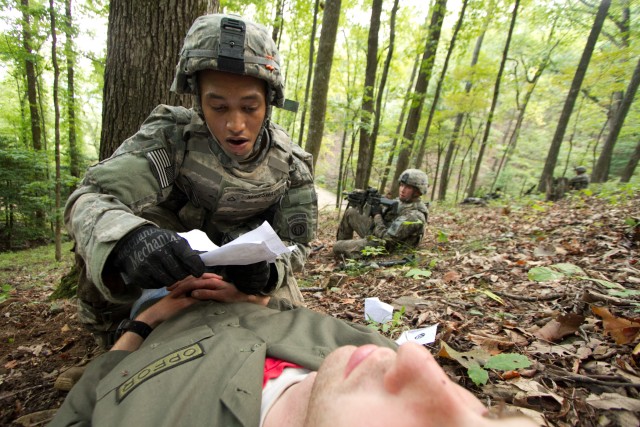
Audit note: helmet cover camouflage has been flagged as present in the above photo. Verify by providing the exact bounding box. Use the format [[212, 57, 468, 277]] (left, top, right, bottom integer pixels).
[[398, 169, 428, 195], [574, 166, 587, 174], [171, 14, 285, 108]]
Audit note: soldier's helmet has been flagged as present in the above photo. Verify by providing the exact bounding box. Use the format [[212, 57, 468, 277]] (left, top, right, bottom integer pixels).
[[399, 169, 429, 195], [575, 166, 587, 174], [171, 14, 285, 108]]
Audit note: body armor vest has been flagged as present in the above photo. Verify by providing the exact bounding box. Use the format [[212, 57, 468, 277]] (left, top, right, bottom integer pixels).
[[174, 122, 292, 242]]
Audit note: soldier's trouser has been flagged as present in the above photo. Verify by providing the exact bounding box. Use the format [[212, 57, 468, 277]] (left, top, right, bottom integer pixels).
[[336, 207, 373, 240]]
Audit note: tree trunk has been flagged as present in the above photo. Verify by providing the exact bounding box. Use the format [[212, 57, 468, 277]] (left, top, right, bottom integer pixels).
[[391, 0, 447, 197], [415, 0, 468, 170], [368, 0, 399, 188], [597, 56, 640, 181], [438, 31, 485, 201], [272, 0, 284, 45], [467, 0, 520, 198], [379, 53, 420, 194], [49, 0, 62, 261], [297, 0, 320, 147], [354, 0, 382, 189], [620, 139, 640, 183], [592, 2, 630, 182], [304, 0, 342, 168], [100, 0, 217, 159], [537, 0, 610, 192], [21, 0, 42, 152], [64, 0, 80, 182]]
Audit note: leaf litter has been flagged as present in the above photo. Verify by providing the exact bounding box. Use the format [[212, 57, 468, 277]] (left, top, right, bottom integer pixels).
[[0, 192, 638, 426]]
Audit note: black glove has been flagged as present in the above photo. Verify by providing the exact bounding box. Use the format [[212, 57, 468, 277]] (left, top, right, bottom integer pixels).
[[113, 226, 205, 289], [220, 261, 277, 295], [369, 198, 382, 217]]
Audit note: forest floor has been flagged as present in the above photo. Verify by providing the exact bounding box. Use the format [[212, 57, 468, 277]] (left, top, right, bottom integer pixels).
[[1, 188, 639, 426]]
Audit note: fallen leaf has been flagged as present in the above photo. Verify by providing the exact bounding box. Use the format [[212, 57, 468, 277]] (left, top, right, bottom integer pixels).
[[591, 306, 640, 345], [533, 314, 585, 342]]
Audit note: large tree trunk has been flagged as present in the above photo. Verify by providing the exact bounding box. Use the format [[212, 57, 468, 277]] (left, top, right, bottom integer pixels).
[[592, 2, 630, 182], [304, 0, 342, 168], [354, 0, 382, 189], [438, 31, 485, 201], [537, 0, 610, 192], [467, 0, 519, 198], [415, 0, 468, 170], [100, 0, 217, 159], [391, 0, 447, 197]]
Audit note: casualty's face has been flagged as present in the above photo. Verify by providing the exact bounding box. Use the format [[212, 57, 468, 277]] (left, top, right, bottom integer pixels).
[[199, 70, 267, 160], [399, 182, 419, 202], [303, 343, 537, 427]]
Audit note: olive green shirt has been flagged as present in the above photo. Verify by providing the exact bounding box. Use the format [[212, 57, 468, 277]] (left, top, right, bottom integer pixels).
[[49, 300, 395, 427]]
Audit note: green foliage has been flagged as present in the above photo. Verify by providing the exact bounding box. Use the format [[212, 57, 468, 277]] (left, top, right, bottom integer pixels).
[[0, 284, 12, 303], [436, 229, 449, 243], [367, 306, 407, 335], [405, 268, 432, 279], [360, 245, 387, 257]]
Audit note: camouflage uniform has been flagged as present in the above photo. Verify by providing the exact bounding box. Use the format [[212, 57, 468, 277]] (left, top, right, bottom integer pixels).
[[65, 14, 317, 342], [569, 167, 590, 190], [333, 200, 428, 259]]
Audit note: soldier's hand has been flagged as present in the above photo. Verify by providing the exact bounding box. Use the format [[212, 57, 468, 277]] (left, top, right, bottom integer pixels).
[[369, 201, 382, 217], [113, 226, 205, 289], [222, 261, 276, 295]]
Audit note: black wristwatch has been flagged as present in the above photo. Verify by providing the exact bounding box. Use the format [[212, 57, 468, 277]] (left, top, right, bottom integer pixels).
[[115, 319, 153, 340]]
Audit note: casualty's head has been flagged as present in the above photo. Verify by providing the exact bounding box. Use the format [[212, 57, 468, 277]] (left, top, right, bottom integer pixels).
[[171, 14, 284, 161], [398, 169, 428, 202]]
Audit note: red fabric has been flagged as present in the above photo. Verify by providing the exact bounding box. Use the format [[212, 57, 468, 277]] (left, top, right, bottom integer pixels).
[[263, 357, 303, 388]]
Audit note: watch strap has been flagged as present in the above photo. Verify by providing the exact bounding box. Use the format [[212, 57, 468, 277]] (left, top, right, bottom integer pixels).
[[115, 319, 153, 340]]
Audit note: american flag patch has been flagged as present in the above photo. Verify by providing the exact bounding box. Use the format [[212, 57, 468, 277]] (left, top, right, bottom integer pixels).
[[146, 149, 174, 189]]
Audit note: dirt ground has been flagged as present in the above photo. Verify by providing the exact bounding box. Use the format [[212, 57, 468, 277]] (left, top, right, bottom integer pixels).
[[1, 190, 639, 426]]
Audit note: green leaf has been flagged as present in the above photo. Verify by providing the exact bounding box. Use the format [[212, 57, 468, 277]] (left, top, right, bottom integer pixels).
[[581, 277, 624, 289], [551, 263, 585, 276], [467, 363, 489, 386], [484, 353, 531, 370], [528, 266, 564, 282], [478, 289, 505, 305], [405, 268, 432, 279], [609, 289, 640, 298], [437, 230, 448, 243]]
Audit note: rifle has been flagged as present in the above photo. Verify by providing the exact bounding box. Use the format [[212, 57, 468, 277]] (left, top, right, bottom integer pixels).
[[344, 187, 399, 217]]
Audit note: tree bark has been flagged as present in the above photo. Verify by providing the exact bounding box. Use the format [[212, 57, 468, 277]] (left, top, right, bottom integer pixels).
[[21, 0, 42, 152], [49, 0, 62, 261], [64, 0, 80, 182], [100, 0, 217, 159], [297, 0, 320, 147], [304, 0, 342, 168], [354, 0, 382, 189], [390, 0, 447, 197], [415, 0, 468, 170], [592, 1, 630, 182], [467, 0, 520, 198], [537, 0, 610, 192], [620, 139, 640, 183]]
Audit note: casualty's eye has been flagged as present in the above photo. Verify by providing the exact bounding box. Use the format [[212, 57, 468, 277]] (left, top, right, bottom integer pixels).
[[243, 106, 258, 113], [210, 105, 227, 112]]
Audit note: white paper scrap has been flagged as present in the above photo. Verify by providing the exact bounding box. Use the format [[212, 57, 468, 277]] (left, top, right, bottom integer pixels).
[[364, 297, 394, 323], [180, 222, 297, 266], [395, 324, 438, 346]]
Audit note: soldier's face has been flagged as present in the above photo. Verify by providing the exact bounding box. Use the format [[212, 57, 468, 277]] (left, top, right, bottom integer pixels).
[[199, 70, 267, 160], [399, 183, 419, 202]]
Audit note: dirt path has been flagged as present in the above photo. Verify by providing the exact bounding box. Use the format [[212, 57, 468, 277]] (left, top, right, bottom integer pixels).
[[315, 186, 344, 211]]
